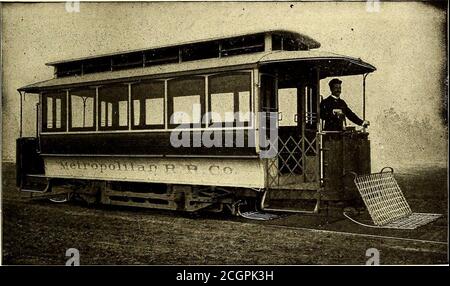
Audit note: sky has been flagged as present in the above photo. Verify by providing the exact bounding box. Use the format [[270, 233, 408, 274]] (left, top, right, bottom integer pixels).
[[1, 1, 447, 170]]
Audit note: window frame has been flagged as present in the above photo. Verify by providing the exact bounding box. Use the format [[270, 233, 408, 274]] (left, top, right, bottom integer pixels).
[[167, 76, 206, 129], [68, 87, 97, 132], [130, 80, 166, 130], [41, 91, 67, 133], [207, 71, 252, 127], [97, 83, 130, 131]]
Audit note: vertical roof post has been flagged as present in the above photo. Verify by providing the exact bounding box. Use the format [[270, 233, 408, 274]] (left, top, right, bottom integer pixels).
[[363, 73, 369, 132], [316, 68, 321, 132], [363, 73, 369, 120], [35, 102, 39, 138], [264, 33, 272, 52], [18, 91, 24, 138]]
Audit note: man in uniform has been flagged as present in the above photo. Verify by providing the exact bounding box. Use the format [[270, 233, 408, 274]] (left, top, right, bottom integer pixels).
[[320, 78, 370, 131]]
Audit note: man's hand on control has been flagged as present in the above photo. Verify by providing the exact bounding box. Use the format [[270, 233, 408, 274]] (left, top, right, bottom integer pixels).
[[362, 120, 370, 128], [333, 109, 345, 119]]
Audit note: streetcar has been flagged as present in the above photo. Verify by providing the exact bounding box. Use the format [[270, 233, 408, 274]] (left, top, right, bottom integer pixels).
[[16, 30, 376, 215]]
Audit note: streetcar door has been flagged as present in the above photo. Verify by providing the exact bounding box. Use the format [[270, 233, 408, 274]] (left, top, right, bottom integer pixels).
[[277, 87, 302, 175], [275, 76, 321, 185], [260, 74, 278, 156], [260, 74, 277, 113], [278, 88, 300, 143]]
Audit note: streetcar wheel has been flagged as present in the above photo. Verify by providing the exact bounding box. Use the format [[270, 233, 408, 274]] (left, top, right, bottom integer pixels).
[[49, 193, 72, 203]]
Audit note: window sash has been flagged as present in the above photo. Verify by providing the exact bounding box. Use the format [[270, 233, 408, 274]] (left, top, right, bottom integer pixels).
[[69, 88, 96, 131], [131, 81, 165, 130], [168, 76, 206, 128], [42, 92, 67, 132], [98, 84, 129, 130], [208, 72, 252, 127]]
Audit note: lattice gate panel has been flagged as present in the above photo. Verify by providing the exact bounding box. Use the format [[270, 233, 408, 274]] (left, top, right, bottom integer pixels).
[[266, 134, 321, 188]]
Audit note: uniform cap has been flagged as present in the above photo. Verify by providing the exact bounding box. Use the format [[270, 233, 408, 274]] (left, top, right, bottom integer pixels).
[[328, 78, 342, 88]]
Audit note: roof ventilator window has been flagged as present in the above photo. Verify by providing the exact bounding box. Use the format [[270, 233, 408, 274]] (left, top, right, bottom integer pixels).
[[144, 47, 180, 66], [112, 52, 144, 71], [54, 33, 272, 77], [55, 62, 82, 77], [220, 34, 265, 57], [181, 41, 220, 62], [83, 57, 112, 74]]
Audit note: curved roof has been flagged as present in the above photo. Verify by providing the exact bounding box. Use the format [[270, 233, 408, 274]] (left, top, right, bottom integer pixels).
[[19, 50, 376, 93], [45, 29, 321, 66]]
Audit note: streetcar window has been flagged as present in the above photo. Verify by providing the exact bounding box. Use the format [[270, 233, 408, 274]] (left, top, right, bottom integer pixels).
[[278, 88, 297, 127], [98, 84, 129, 130], [220, 34, 265, 57], [210, 92, 234, 123], [168, 76, 205, 127], [69, 88, 96, 131], [283, 37, 300, 51], [118, 101, 128, 127], [100, 101, 113, 127], [42, 91, 67, 132], [208, 72, 251, 126], [182, 42, 219, 62], [272, 34, 282, 50], [260, 75, 277, 111], [56, 62, 82, 77], [47, 98, 53, 128], [238, 91, 251, 122], [112, 52, 143, 71], [131, 81, 165, 129], [305, 85, 316, 127], [172, 95, 201, 124], [83, 57, 111, 74], [144, 47, 179, 66], [272, 34, 308, 51], [145, 98, 164, 125]]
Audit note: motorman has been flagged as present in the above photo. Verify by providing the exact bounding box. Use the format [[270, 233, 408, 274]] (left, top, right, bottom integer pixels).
[[320, 78, 370, 131]]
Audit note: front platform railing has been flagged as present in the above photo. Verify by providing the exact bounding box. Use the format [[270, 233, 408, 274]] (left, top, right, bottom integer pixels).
[[266, 131, 321, 190]]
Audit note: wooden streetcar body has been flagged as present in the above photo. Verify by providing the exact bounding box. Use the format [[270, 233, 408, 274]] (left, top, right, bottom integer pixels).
[[16, 30, 375, 213]]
